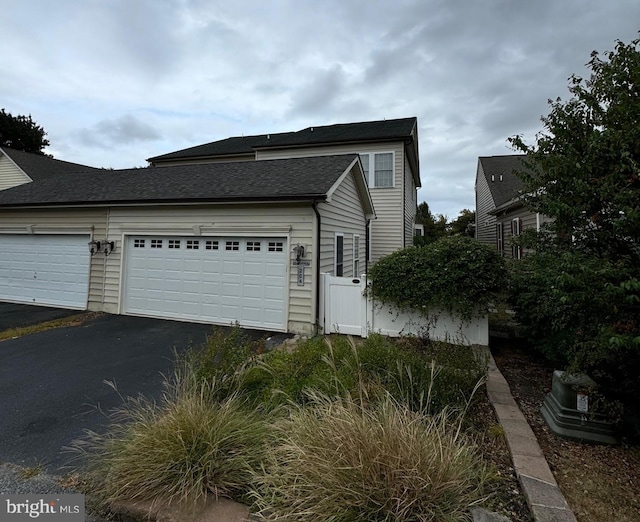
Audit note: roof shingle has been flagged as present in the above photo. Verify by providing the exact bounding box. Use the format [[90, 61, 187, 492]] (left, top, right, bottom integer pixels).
[[1, 147, 100, 180], [0, 155, 358, 207]]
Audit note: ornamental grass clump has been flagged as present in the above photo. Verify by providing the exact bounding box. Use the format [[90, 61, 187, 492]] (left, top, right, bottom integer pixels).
[[251, 393, 494, 521], [69, 365, 269, 508]]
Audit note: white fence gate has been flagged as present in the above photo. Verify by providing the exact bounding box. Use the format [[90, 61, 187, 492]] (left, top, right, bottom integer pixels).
[[319, 273, 489, 346]]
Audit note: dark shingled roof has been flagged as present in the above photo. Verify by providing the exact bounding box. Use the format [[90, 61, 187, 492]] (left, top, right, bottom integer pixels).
[[148, 117, 417, 162], [1, 147, 100, 180], [478, 155, 529, 207], [0, 155, 358, 207]]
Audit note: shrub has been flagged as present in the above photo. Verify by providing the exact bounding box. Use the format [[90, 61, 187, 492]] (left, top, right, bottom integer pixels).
[[251, 394, 494, 521], [509, 250, 640, 422], [369, 236, 506, 320], [69, 368, 269, 508]]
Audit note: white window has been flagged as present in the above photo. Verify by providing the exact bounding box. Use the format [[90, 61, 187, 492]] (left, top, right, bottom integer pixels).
[[205, 240, 219, 250], [335, 233, 344, 277], [168, 240, 180, 249], [269, 241, 284, 252], [134, 239, 145, 248], [353, 235, 360, 276], [247, 241, 261, 252], [186, 240, 200, 250], [496, 223, 504, 254], [151, 239, 163, 249], [511, 218, 523, 259], [226, 241, 239, 251], [360, 152, 394, 188]]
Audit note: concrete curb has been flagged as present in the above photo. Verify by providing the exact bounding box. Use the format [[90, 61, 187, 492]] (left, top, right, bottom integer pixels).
[[484, 347, 578, 522]]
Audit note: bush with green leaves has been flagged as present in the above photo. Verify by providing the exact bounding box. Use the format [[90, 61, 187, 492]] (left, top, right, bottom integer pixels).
[[509, 250, 640, 418], [369, 236, 506, 321], [251, 393, 494, 521], [69, 367, 269, 508]]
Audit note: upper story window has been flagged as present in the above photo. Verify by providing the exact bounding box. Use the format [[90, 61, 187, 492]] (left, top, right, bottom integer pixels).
[[360, 152, 394, 188]]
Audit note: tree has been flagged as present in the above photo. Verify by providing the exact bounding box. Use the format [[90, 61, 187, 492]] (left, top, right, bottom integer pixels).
[[509, 37, 640, 261], [508, 36, 640, 427], [449, 209, 475, 237], [415, 202, 448, 245], [0, 108, 50, 155]]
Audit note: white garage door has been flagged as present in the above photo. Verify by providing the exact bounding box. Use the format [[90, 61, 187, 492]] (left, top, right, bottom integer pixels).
[[123, 236, 287, 331], [0, 234, 90, 309]]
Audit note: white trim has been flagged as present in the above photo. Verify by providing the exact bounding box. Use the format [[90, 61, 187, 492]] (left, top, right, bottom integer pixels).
[[0, 225, 94, 235], [115, 224, 292, 236], [0, 147, 33, 182], [353, 234, 360, 276], [325, 157, 375, 218], [359, 151, 396, 188]]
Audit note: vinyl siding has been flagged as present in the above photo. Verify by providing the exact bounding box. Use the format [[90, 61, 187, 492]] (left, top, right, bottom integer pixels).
[[496, 206, 551, 258], [403, 154, 417, 247], [0, 208, 109, 310], [0, 154, 31, 190], [105, 204, 315, 335], [257, 142, 405, 261], [475, 161, 497, 247], [152, 154, 254, 167], [317, 170, 367, 277]]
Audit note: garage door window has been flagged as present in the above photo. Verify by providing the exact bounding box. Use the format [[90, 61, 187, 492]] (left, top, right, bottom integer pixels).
[[206, 240, 219, 250], [226, 241, 239, 251], [247, 241, 261, 251], [187, 240, 200, 250], [134, 239, 145, 248], [151, 239, 163, 248], [169, 240, 180, 249], [269, 241, 284, 252]]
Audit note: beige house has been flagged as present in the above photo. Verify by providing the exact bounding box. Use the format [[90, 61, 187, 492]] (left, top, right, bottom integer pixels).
[[148, 117, 421, 263], [0, 152, 373, 335]]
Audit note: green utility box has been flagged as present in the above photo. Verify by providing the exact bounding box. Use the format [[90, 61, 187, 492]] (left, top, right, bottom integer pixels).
[[541, 370, 618, 445]]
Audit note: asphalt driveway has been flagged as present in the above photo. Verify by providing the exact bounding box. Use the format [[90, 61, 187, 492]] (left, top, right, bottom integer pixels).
[[0, 307, 283, 473]]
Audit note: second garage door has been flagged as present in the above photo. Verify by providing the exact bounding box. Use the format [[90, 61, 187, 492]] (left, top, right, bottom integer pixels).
[[123, 236, 287, 331]]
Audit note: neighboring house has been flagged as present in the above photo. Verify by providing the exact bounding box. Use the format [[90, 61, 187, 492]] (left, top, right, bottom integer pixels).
[[0, 146, 100, 191], [148, 117, 421, 263], [0, 153, 373, 335], [475, 154, 551, 258]]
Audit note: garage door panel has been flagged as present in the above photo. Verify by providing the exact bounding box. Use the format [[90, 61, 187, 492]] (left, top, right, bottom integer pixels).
[[124, 235, 286, 330], [0, 234, 90, 309]]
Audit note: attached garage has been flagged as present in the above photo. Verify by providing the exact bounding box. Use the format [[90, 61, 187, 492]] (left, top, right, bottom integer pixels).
[[0, 234, 90, 309], [123, 235, 287, 330], [0, 154, 374, 335]]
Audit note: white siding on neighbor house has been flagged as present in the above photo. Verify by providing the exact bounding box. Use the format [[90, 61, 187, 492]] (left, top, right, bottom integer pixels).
[[317, 170, 368, 277], [403, 154, 417, 248], [153, 155, 254, 167], [256, 142, 405, 262], [0, 208, 109, 310], [0, 154, 31, 191], [496, 206, 552, 258], [475, 162, 497, 247], [105, 204, 316, 335]]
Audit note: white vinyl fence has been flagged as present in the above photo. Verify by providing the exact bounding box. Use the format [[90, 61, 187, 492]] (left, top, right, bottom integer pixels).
[[319, 273, 488, 346]]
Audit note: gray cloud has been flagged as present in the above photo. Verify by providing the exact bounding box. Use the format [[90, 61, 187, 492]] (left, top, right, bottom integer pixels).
[[80, 114, 162, 148]]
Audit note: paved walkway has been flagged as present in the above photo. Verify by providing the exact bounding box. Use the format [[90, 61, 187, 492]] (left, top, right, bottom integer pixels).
[[484, 347, 578, 522]]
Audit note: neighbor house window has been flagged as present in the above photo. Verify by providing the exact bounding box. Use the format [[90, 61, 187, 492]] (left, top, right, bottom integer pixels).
[[335, 233, 344, 277], [511, 218, 523, 259], [496, 223, 504, 254], [353, 235, 360, 276], [359, 152, 394, 188]]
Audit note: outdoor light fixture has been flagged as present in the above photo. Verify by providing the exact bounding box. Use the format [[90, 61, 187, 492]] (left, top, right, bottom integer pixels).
[[103, 240, 115, 256], [88, 239, 101, 256]]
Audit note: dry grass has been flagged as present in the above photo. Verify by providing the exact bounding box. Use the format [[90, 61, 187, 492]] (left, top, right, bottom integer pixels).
[[251, 392, 495, 521], [68, 370, 269, 508], [0, 313, 98, 341]]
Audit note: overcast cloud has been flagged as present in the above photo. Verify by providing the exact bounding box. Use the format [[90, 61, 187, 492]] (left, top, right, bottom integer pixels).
[[1, 0, 638, 218]]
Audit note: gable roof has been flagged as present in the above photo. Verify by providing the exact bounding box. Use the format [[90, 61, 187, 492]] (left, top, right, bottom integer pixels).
[[0, 147, 100, 181], [0, 154, 366, 209], [147, 117, 418, 162], [478, 155, 528, 208]]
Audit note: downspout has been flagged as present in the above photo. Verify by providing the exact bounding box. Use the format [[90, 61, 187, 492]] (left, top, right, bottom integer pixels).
[[312, 200, 322, 333]]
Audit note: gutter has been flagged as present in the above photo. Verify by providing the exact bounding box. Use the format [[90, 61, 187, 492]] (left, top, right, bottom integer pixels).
[[312, 199, 322, 333]]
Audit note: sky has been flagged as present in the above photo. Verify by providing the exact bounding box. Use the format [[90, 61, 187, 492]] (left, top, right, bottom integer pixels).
[[1, 1, 639, 219]]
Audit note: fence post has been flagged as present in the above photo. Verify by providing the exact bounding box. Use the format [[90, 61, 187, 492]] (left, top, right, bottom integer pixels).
[[318, 272, 328, 334]]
